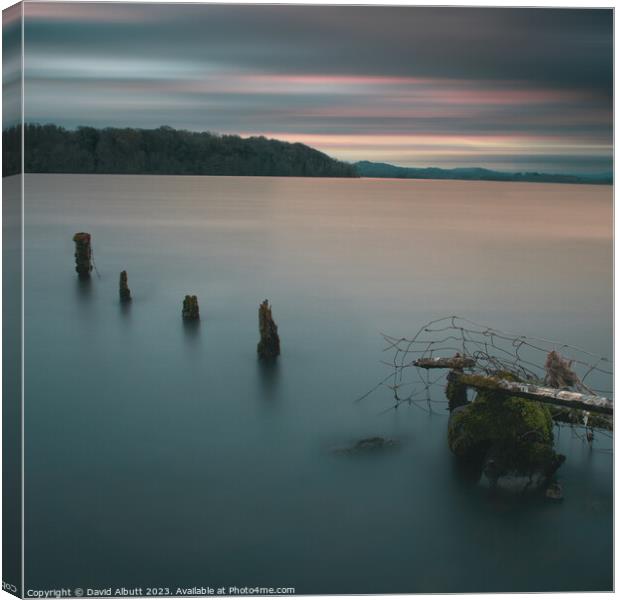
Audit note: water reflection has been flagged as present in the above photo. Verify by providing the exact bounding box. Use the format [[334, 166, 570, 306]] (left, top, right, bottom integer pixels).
[[24, 175, 613, 593], [257, 358, 281, 399], [182, 319, 201, 347], [119, 299, 132, 317], [74, 276, 93, 303], [449, 454, 485, 487]]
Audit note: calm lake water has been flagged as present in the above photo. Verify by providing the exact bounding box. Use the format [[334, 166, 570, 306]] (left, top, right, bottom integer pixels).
[[21, 174, 612, 593]]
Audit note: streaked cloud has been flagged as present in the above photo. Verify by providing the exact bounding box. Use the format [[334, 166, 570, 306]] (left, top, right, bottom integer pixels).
[[24, 2, 162, 23], [19, 3, 613, 174]]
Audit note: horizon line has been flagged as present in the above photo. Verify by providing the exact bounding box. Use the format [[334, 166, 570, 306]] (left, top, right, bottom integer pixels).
[[5, 121, 613, 180]]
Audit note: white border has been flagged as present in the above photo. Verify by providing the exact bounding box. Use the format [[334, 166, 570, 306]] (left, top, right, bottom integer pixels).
[[0, 3, 616, 600]]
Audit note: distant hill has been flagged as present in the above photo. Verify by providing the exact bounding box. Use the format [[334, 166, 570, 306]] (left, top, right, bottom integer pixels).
[[355, 160, 612, 185], [2, 124, 357, 178], [3, 124, 611, 185]]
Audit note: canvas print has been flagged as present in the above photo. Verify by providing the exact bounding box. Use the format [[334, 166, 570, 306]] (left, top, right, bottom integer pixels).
[[2, 2, 614, 596]]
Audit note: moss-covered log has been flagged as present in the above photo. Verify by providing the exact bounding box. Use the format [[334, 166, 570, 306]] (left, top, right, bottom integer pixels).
[[548, 406, 612, 431], [448, 388, 565, 489], [448, 371, 612, 415]]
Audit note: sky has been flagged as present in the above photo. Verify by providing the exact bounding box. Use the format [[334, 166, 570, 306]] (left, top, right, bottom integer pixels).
[[11, 3, 615, 173]]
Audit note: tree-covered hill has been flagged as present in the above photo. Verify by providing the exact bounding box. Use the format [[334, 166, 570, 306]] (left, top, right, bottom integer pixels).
[[3, 124, 357, 178]]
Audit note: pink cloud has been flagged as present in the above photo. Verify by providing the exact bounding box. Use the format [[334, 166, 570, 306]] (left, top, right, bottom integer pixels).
[[24, 2, 159, 23], [237, 132, 611, 165], [242, 74, 439, 86]]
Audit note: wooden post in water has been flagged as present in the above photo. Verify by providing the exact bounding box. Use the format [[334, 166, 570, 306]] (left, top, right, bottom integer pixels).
[[119, 271, 131, 302], [72, 232, 93, 278], [257, 299, 280, 360], [182, 295, 200, 320]]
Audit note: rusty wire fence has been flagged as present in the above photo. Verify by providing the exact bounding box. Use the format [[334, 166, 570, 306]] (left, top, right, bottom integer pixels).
[[360, 316, 613, 444]]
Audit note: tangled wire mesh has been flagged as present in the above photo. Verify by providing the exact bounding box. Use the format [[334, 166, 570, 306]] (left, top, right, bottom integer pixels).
[[360, 316, 613, 434]]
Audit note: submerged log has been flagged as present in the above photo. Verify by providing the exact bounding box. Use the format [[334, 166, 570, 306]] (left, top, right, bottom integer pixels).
[[72, 232, 92, 278], [448, 371, 613, 415], [119, 270, 131, 302], [548, 405, 613, 431], [182, 295, 200, 320], [257, 299, 280, 360], [414, 355, 476, 369]]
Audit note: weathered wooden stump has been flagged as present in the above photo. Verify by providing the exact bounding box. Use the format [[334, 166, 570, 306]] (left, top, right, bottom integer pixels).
[[446, 370, 468, 412], [182, 295, 200, 320], [72, 232, 93, 278], [446, 368, 569, 493], [257, 299, 280, 360], [119, 270, 131, 302], [414, 354, 471, 411]]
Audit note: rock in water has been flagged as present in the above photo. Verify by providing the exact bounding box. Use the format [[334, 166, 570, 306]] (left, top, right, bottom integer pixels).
[[119, 270, 131, 302], [353, 437, 397, 452], [545, 482, 564, 502], [72, 232, 92, 278], [182, 295, 200, 320], [257, 299, 280, 360], [332, 436, 399, 456], [448, 375, 565, 492]]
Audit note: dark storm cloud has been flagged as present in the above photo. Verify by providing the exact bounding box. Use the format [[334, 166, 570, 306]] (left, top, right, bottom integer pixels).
[[22, 3, 613, 173], [24, 5, 613, 88]]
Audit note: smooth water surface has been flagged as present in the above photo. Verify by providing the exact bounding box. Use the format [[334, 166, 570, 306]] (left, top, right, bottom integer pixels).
[[23, 175, 613, 593]]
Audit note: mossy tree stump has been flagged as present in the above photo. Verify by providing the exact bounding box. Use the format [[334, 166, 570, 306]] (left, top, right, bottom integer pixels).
[[257, 299, 280, 360], [72, 232, 92, 278], [119, 270, 131, 302], [447, 373, 565, 490], [182, 295, 200, 320], [446, 373, 468, 412]]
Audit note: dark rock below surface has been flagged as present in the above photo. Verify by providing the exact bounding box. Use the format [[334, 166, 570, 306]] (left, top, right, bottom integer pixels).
[[332, 436, 399, 456]]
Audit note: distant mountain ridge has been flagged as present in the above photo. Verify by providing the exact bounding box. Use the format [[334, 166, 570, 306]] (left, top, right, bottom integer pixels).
[[354, 160, 612, 185]]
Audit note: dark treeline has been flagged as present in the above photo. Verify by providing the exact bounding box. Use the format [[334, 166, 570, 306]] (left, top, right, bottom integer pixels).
[[3, 124, 357, 178], [3, 125, 21, 176]]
